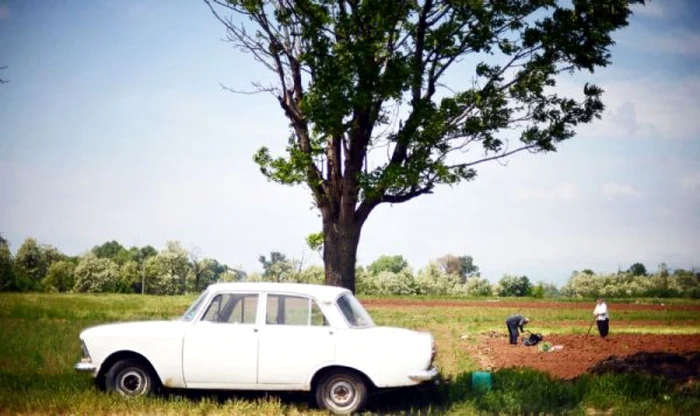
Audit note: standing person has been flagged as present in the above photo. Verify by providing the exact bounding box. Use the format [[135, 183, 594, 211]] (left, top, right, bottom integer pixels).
[[505, 314, 530, 345], [593, 298, 609, 338]]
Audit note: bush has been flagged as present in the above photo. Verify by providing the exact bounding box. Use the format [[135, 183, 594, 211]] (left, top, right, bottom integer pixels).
[[366, 270, 417, 295], [497, 275, 532, 297], [560, 271, 700, 299], [73, 254, 120, 293], [413, 262, 458, 295], [143, 241, 191, 295], [41, 260, 76, 292]]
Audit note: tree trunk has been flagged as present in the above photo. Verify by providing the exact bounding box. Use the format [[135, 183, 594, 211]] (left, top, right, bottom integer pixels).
[[322, 215, 361, 293]]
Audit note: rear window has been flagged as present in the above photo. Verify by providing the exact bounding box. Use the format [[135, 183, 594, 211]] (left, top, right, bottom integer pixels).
[[336, 293, 374, 328]]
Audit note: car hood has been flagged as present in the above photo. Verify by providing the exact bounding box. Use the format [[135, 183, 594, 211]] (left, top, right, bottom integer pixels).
[[80, 320, 189, 341]]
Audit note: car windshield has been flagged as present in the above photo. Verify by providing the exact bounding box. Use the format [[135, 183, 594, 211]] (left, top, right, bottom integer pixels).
[[336, 293, 375, 328], [180, 291, 208, 321]]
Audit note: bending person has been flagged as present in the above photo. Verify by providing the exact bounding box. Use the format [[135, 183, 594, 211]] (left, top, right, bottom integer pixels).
[[505, 314, 530, 345]]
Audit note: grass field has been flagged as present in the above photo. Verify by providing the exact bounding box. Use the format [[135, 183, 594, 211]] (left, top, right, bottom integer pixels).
[[0, 293, 698, 415]]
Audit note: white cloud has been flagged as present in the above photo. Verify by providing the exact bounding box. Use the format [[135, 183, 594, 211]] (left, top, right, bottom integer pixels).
[[602, 183, 643, 197], [0, 4, 10, 20], [558, 75, 700, 140], [608, 101, 660, 138], [681, 172, 700, 191], [513, 182, 579, 201]]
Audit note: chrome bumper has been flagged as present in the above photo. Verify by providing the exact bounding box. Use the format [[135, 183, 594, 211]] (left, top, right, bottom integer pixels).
[[408, 367, 439, 382], [74, 360, 97, 373]]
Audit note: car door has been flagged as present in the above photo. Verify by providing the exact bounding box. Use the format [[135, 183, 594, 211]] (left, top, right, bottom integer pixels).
[[182, 291, 261, 388], [257, 293, 336, 386]]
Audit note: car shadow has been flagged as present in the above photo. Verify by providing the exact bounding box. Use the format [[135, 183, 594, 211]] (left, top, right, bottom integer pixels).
[[161, 382, 445, 414]]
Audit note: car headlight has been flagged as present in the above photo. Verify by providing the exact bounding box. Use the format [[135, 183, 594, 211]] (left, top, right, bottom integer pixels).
[[80, 340, 92, 362]]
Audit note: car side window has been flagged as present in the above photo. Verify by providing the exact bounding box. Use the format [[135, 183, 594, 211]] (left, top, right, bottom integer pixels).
[[201, 293, 259, 324], [266, 295, 328, 326]]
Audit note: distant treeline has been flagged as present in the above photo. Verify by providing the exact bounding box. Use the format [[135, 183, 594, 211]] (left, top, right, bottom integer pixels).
[[0, 236, 698, 298]]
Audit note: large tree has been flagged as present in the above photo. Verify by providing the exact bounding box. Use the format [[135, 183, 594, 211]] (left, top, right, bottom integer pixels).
[[437, 254, 479, 282], [206, 0, 644, 291]]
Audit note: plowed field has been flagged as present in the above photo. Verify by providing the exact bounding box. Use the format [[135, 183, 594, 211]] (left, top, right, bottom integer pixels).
[[463, 333, 700, 380]]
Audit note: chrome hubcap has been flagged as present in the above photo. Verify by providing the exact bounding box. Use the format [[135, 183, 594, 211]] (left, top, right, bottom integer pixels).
[[330, 380, 355, 407], [119, 369, 146, 395]]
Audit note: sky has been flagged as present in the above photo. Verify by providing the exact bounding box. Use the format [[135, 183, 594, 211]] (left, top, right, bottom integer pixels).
[[0, 0, 698, 286]]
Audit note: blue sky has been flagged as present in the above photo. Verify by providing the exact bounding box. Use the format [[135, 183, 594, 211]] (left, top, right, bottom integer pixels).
[[1, 0, 698, 286]]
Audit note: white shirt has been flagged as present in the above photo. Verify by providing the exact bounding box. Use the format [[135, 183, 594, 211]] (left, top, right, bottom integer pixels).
[[593, 302, 608, 320]]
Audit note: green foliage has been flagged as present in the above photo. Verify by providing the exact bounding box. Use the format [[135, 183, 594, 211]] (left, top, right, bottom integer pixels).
[[13, 238, 49, 291], [368, 255, 410, 276], [207, 0, 645, 290], [91, 240, 131, 265], [464, 277, 493, 297], [416, 262, 460, 295], [73, 254, 120, 293], [497, 275, 532, 297], [191, 258, 228, 291], [143, 241, 191, 295], [628, 262, 648, 276], [561, 269, 700, 299], [437, 254, 480, 283], [0, 236, 13, 291], [305, 232, 324, 253], [129, 245, 158, 262], [531, 281, 560, 299], [41, 261, 76, 293], [294, 265, 325, 285], [257, 251, 296, 282], [230, 0, 642, 196], [361, 269, 418, 296]]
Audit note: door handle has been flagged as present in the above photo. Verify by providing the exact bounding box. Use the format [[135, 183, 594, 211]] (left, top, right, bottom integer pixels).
[[328, 330, 334, 335], [253, 328, 259, 333]]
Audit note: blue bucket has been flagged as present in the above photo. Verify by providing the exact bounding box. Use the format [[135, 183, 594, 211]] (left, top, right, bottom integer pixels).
[[471, 371, 492, 393]]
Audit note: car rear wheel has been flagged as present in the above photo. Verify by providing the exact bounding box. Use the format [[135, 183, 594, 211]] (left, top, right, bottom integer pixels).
[[315, 370, 368, 415], [105, 358, 158, 397]]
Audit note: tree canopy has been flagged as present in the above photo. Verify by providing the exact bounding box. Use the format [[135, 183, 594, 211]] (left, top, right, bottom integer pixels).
[[206, 0, 645, 291], [627, 262, 647, 277]]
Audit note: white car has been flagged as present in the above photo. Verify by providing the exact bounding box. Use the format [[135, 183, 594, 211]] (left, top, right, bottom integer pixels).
[[75, 282, 438, 414]]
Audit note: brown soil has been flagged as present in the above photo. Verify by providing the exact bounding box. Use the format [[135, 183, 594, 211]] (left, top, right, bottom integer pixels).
[[589, 351, 700, 383], [462, 333, 700, 381], [362, 298, 700, 312]]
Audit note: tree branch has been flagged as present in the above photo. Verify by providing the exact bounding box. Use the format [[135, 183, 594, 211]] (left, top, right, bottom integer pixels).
[[451, 144, 539, 170]]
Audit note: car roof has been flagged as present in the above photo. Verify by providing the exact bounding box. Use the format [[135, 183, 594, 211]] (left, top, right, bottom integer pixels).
[[206, 282, 351, 302]]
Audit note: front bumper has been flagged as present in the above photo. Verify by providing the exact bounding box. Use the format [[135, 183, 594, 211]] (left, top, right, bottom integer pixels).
[[408, 367, 439, 382], [74, 360, 97, 373]]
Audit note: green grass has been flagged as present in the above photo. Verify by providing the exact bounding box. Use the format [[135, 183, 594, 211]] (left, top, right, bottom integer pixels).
[[0, 293, 698, 414]]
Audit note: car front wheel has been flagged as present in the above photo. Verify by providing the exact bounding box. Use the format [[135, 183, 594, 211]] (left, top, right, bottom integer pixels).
[[105, 358, 158, 397], [315, 370, 368, 415]]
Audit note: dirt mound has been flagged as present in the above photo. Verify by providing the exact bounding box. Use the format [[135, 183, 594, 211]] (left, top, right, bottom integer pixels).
[[462, 334, 700, 380], [588, 351, 700, 383]]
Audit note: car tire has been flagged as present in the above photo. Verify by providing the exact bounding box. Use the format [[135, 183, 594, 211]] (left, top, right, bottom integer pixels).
[[315, 370, 368, 415], [105, 358, 158, 397]]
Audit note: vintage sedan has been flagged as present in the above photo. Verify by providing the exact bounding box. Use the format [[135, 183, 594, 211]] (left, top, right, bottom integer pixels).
[[75, 282, 437, 414]]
